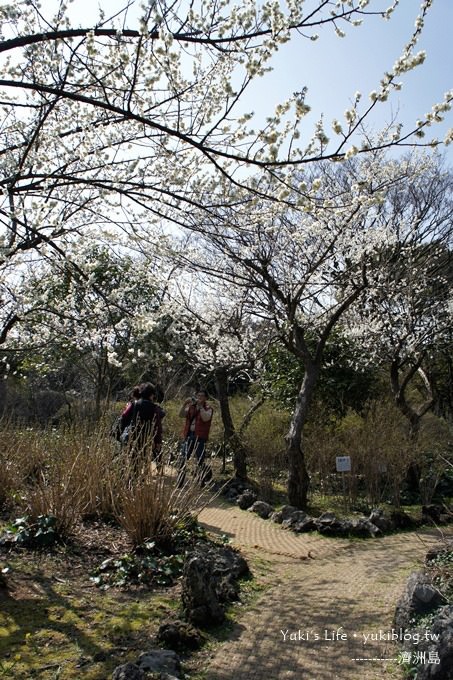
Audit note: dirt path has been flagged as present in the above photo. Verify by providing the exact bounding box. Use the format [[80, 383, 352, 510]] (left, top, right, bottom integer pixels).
[[197, 500, 450, 680]]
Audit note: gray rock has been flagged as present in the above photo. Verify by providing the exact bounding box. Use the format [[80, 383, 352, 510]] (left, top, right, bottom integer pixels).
[[394, 571, 447, 629], [181, 541, 249, 627], [248, 500, 274, 519], [195, 542, 249, 583], [350, 518, 381, 537], [224, 489, 240, 502], [137, 649, 181, 677], [293, 517, 316, 533], [314, 515, 351, 536], [181, 553, 225, 627], [401, 605, 453, 679], [317, 512, 337, 523], [270, 505, 299, 524], [281, 505, 300, 520], [270, 510, 283, 523], [112, 663, 144, 680], [369, 508, 395, 532], [281, 511, 308, 528], [237, 490, 257, 510]]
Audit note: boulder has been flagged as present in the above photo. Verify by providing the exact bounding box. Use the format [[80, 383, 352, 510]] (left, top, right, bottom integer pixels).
[[270, 505, 299, 524], [281, 511, 308, 529], [317, 511, 337, 523], [394, 571, 447, 629], [314, 514, 351, 536], [369, 508, 395, 533], [181, 553, 225, 626], [222, 478, 255, 502], [349, 518, 381, 538], [292, 517, 316, 533], [401, 605, 453, 680], [112, 663, 144, 680], [224, 488, 241, 503], [248, 501, 274, 519], [237, 490, 257, 510], [137, 649, 182, 677], [181, 542, 249, 627]]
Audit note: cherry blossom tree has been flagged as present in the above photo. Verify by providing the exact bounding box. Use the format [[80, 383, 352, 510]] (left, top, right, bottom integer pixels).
[[174, 150, 448, 507], [3, 240, 169, 413], [0, 0, 452, 500], [1, 0, 451, 346], [344, 156, 453, 439]]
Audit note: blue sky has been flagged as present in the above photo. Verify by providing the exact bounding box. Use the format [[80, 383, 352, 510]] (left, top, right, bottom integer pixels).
[[239, 0, 453, 161]]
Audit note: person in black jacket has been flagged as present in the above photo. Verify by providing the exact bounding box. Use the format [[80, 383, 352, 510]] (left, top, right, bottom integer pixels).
[[122, 382, 163, 476]]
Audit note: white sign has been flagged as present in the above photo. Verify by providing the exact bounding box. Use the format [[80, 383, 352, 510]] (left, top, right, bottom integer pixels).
[[336, 456, 351, 472]]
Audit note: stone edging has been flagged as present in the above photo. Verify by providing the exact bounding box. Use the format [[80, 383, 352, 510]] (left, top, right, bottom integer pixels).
[[221, 478, 452, 539]]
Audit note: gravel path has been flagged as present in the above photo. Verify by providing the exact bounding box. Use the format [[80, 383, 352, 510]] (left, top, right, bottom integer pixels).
[[197, 499, 450, 680]]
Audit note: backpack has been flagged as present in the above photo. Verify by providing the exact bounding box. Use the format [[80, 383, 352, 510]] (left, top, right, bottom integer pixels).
[[111, 416, 123, 442], [111, 400, 134, 442]]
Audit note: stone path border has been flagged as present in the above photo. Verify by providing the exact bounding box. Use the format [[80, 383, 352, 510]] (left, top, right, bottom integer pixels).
[[197, 499, 452, 680]]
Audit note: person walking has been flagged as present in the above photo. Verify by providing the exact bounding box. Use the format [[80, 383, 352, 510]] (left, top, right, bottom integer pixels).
[[117, 385, 141, 445]]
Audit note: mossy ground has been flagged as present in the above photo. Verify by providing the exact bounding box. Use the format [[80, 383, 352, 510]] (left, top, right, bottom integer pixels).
[[0, 522, 180, 679], [0, 515, 266, 680]]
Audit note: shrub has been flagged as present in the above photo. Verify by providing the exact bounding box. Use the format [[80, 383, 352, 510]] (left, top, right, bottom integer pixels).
[[305, 400, 416, 508], [0, 515, 60, 549], [415, 414, 452, 505], [0, 420, 120, 536], [241, 400, 289, 499], [0, 451, 18, 511], [113, 444, 215, 548], [24, 449, 85, 537]]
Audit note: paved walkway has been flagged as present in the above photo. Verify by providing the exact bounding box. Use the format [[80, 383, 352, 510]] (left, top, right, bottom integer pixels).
[[197, 500, 450, 680]]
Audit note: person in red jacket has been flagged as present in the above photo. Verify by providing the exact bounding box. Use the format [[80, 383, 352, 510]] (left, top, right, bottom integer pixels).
[[177, 389, 213, 487]]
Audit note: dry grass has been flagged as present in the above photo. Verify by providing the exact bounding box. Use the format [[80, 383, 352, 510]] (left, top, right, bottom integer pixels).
[[0, 419, 217, 546], [305, 401, 416, 507], [113, 438, 217, 548]]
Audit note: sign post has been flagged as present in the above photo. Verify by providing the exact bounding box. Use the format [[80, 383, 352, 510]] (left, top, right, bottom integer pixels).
[[336, 456, 352, 509]]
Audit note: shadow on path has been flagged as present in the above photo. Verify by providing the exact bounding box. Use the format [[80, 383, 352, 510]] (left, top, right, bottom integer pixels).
[[197, 498, 452, 680]]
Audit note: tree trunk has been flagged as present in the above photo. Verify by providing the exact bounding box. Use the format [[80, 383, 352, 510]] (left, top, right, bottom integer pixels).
[[214, 367, 247, 480], [285, 362, 320, 509], [390, 359, 434, 495], [239, 396, 264, 438]]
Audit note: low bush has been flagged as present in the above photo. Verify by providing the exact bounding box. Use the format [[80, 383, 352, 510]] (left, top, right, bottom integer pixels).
[[91, 543, 186, 589], [241, 400, 289, 501], [113, 445, 214, 548], [90, 518, 206, 589], [0, 514, 60, 549]]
